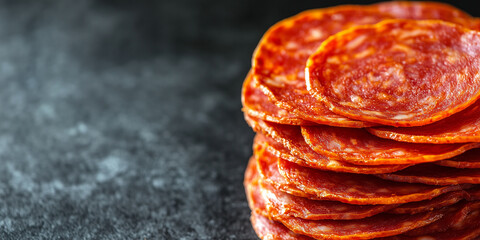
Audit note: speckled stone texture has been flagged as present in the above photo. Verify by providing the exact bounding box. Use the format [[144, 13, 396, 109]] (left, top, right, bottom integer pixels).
[[0, 0, 476, 239]]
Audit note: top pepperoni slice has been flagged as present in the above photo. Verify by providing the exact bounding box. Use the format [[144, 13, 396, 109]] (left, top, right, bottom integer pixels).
[[306, 19, 480, 127], [253, 6, 391, 127]]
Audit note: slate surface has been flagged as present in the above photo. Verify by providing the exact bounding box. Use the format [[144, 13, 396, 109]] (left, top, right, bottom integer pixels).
[[0, 0, 477, 239]]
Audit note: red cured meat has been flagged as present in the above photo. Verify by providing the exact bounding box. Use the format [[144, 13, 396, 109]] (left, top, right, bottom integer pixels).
[[276, 158, 463, 205], [374, 1, 475, 27], [389, 190, 469, 215], [246, 156, 314, 240], [259, 180, 398, 220], [405, 201, 480, 236], [437, 148, 480, 169], [247, 174, 446, 240], [368, 100, 480, 144], [253, 142, 317, 199], [306, 19, 480, 127], [258, 133, 409, 174], [301, 125, 480, 165], [377, 164, 480, 185], [242, 71, 312, 125], [277, 211, 440, 240], [247, 115, 409, 173], [253, 6, 391, 127], [467, 186, 480, 200], [385, 204, 480, 240], [251, 212, 313, 240]]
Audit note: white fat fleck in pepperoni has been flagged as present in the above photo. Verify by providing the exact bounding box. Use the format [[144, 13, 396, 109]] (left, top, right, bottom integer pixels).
[[392, 113, 416, 120], [353, 47, 375, 59], [306, 28, 325, 42], [314, 225, 332, 232], [326, 56, 341, 64], [345, 34, 368, 50], [398, 29, 430, 40], [285, 41, 299, 50], [350, 95, 362, 104]]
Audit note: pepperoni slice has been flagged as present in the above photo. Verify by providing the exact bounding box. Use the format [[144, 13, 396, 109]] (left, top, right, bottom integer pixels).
[[253, 6, 392, 127], [404, 201, 480, 236], [246, 159, 314, 240], [384, 208, 480, 240], [377, 164, 480, 185], [249, 178, 448, 239], [389, 190, 469, 215], [254, 142, 316, 199], [247, 115, 409, 173], [250, 212, 313, 240], [374, 1, 474, 27], [242, 71, 312, 125], [368, 100, 480, 144], [467, 186, 480, 201], [259, 180, 398, 220], [275, 211, 441, 240], [301, 125, 480, 165], [277, 158, 463, 205], [436, 148, 480, 169], [246, 166, 447, 240], [306, 19, 480, 127]]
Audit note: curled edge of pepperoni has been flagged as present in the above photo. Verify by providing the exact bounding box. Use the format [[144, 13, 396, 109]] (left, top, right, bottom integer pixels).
[[376, 164, 480, 185], [241, 71, 313, 126], [404, 201, 480, 236], [247, 114, 410, 172], [253, 140, 317, 200], [247, 172, 447, 240], [306, 19, 480, 127], [385, 203, 480, 239], [437, 159, 480, 169], [301, 124, 480, 165], [246, 155, 315, 240], [259, 180, 399, 220], [436, 148, 480, 169], [367, 99, 480, 144], [389, 190, 469, 215], [246, 161, 447, 240], [276, 156, 464, 205], [250, 212, 313, 240]]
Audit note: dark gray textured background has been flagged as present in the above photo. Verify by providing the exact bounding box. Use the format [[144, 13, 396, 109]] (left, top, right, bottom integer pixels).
[[0, 0, 477, 239]]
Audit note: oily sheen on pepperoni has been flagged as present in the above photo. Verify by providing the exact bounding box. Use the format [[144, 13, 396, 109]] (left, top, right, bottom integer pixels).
[[253, 6, 391, 127], [306, 19, 480, 127], [377, 164, 480, 185], [301, 125, 479, 165], [259, 180, 398, 220], [436, 148, 480, 169], [369, 100, 480, 144], [276, 158, 462, 205], [242, 71, 312, 125], [246, 115, 408, 173], [246, 170, 445, 240]]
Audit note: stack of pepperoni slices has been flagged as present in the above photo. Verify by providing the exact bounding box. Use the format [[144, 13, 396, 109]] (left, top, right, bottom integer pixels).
[[242, 2, 480, 239]]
